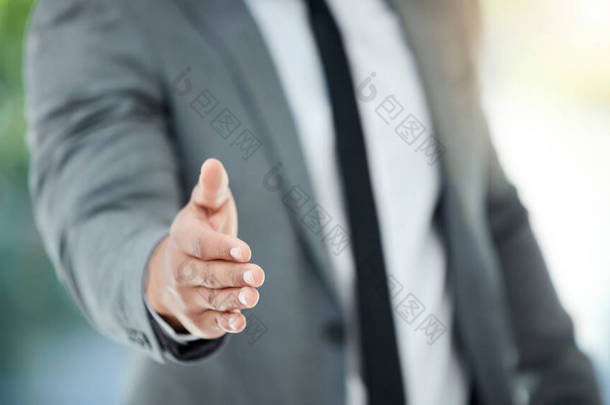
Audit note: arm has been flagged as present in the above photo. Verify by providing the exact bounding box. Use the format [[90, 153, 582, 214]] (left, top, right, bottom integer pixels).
[[25, 0, 262, 363], [486, 145, 602, 404]]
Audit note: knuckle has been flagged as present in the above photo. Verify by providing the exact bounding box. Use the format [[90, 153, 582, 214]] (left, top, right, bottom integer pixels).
[[212, 313, 224, 331], [205, 288, 219, 308], [231, 268, 243, 286], [216, 291, 236, 310], [212, 236, 228, 257], [227, 292, 241, 309], [173, 256, 194, 283], [201, 265, 219, 288], [208, 241, 222, 259]]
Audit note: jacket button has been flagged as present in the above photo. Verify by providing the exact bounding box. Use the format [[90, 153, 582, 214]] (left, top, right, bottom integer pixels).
[[324, 322, 345, 346]]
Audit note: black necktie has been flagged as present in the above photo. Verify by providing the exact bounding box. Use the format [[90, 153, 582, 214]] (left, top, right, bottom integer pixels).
[[304, 0, 406, 404]]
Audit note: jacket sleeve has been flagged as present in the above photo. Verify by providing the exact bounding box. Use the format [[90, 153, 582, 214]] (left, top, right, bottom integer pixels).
[[25, 0, 225, 363], [486, 145, 602, 404]]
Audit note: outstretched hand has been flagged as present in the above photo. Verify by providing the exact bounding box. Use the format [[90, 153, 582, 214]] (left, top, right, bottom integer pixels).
[[146, 158, 264, 339]]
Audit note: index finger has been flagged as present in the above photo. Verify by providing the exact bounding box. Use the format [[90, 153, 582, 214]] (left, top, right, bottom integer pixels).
[[171, 212, 251, 262]]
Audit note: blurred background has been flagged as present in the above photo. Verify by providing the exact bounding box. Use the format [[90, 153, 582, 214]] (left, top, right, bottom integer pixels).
[[0, 0, 608, 404]]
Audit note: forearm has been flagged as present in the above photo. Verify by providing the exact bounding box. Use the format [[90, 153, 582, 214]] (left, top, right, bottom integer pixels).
[[25, 0, 218, 363]]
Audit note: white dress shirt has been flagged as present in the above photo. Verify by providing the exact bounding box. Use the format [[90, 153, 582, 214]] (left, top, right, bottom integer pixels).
[[244, 0, 469, 404], [151, 0, 469, 403]]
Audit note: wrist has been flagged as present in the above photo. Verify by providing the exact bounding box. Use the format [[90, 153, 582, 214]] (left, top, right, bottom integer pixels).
[[145, 237, 185, 332]]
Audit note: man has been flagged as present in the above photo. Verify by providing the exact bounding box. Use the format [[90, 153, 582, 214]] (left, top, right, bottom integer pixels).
[[25, 0, 601, 404]]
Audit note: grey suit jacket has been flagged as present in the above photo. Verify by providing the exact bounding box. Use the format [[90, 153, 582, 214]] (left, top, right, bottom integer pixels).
[[25, 0, 601, 404]]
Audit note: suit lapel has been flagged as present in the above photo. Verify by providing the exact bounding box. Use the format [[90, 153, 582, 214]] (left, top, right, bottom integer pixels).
[[393, 2, 512, 403], [174, 0, 342, 307], [393, 0, 487, 209]]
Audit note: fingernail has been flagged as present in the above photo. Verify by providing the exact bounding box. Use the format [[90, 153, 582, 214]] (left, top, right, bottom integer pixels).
[[238, 288, 249, 306], [228, 315, 240, 331], [243, 270, 255, 285], [230, 247, 242, 261]]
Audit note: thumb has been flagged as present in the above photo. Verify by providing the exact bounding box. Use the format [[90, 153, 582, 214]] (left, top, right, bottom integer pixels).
[[192, 158, 230, 211]]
